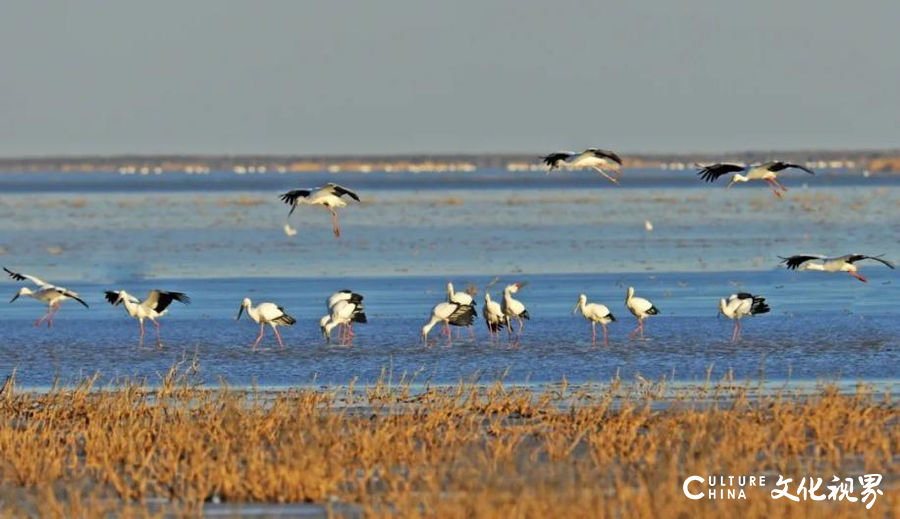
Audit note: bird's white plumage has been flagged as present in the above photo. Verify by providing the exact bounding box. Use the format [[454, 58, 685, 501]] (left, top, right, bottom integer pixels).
[[574, 294, 613, 324], [625, 287, 655, 318], [447, 282, 473, 306], [719, 295, 752, 319], [502, 284, 526, 318], [484, 293, 505, 329]]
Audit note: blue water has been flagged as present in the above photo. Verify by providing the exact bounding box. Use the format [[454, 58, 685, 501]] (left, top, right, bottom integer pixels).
[[0, 170, 897, 388]]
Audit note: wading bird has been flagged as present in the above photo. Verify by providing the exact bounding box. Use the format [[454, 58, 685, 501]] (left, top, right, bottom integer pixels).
[[322, 298, 367, 345], [625, 286, 658, 340], [501, 283, 530, 337], [104, 289, 190, 347], [718, 293, 770, 341], [780, 254, 895, 283], [573, 294, 616, 346], [483, 292, 507, 338], [236, 298, 297, 349], [446, 282, 477, 338], [279, 183, 360, 238], [542, 148, 623, 184], [5, 267, 88, 327], [321, 290, 365, 340], [422, 301, 476, 346], [696, 161, 814, 198]]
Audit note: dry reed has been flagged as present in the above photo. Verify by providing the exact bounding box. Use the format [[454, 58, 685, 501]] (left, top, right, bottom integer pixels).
[[0, 363, 895, 518]]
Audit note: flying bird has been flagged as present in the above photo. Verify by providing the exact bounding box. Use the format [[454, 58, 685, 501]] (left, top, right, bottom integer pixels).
[[625, 286, 658, 340], [279, 183, 360, 238], [780, 254, 894, 283], [696, 161, 814, 197], [104, 289, 190, 347], [5, 267, 88, 328], [718, 293, 770, 341], [236, 298, 297, 349], [573, 293, 616, 346], [542, 148, 623, 184]]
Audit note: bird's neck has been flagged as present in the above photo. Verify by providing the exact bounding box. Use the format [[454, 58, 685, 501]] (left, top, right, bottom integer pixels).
[[120, 293, 139, 314], [325, 320, 339, 335]]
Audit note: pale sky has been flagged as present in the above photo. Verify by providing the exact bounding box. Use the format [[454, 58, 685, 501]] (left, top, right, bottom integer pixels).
[[1, 1, 898, 156]]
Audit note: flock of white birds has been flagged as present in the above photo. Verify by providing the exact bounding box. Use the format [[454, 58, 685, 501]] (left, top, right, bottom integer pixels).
[[3, 149, 895, 348]]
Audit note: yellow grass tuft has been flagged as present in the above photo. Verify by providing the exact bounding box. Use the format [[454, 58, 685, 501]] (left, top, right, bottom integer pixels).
[[0, 364, 895, 518]]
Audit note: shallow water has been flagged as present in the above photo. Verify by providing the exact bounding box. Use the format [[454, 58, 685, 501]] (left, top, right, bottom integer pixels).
[[0, 171, 897, 387]]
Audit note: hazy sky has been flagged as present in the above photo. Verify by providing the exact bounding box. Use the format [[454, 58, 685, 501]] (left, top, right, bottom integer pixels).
[[2, 1, 898, 156]]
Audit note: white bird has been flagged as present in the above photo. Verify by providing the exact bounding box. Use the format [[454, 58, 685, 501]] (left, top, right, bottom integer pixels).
[[322, 299, 367, 345], [501, 283, 530, 337], [236, 298, 297, 349], [279, 183, 360, 238], [283, 223, 298, 237], [542, 148, 623, 185], [625, 286, 658, 340], [104, 289, 190, 347], [6, 267, 89, 327], [446, 282, 477, 338], [696, 161, 815, 198], [573, 294, 616, 346], [327, 289, 364, 310], [320, 290, 365, 341], [718, 293, 770, 341], [780, 254, 895, 283], [422, 301, 476, 346], [483, 292, 507, 338], [446, 282, 475, 306]]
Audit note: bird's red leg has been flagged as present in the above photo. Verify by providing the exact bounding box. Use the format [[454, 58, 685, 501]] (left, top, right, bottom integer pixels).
[[468, 326, 474, 340], [639, 319, 645, 340], [591, 322, 596, 344], [252, 323, 264, 350], [849, 271, 868, 283], [774, 178, 788, 191], [628, 323, 639, 339], [765, 180, 782, 198], [154, 320, 163, 348], [139, 320, 145, 345], [602, 323, 608, 346], [273, 326, 284, 349], [331, 209, 341, 238], [47, 304, 61, 327], [732, 321, 739, 342], [593, 167, 619, 185], [34, 308, 51, 327]]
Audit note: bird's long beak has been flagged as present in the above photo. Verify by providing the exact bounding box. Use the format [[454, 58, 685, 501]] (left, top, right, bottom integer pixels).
[[726, 180, 735, 189], [236, 305, 244, 320], [9, 293, 18, 304], [850, 271, 868, 283], [516, 282, 528, 289], [572, 302, 580, 315]]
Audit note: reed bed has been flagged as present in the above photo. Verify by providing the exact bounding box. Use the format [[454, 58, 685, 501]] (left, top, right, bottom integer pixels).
[[0, 363, 896, 518]]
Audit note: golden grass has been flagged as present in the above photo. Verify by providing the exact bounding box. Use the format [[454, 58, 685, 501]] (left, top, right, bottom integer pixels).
[[0, 364, 896, 518]]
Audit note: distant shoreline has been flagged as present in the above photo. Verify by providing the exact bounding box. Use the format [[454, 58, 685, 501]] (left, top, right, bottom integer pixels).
[[2, 149, 900, 174]]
